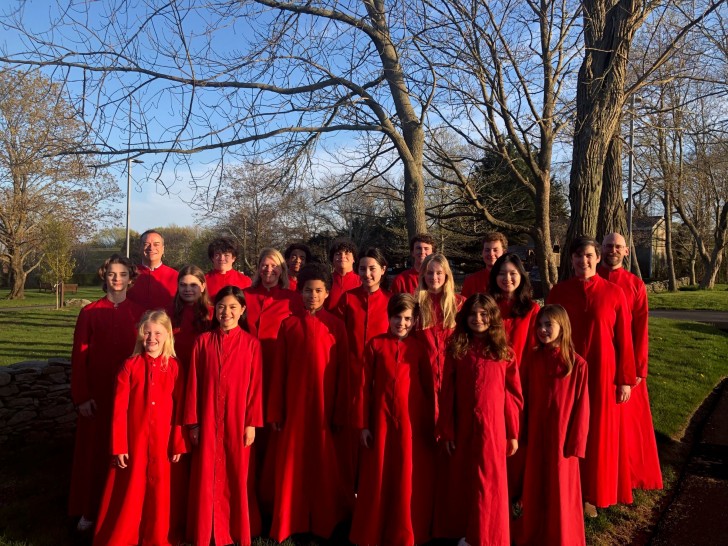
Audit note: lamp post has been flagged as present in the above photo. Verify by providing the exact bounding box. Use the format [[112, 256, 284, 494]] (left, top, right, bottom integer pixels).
[[126, 158, 144, 258], [627, 94, 641, 271]]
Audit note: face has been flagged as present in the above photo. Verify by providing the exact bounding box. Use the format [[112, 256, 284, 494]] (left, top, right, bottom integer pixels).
[[178, 274, 205, 304], [333, 249, 355, 274], [212, 251, 235, 273], [259, 256, 282, 288], [106, 263, 132, 294], [467, 304, 490, 337], [358, 257, 386, 292], [389, 308, 415, 339], [411, 242, 434, 270], [425, 261, 447, 293], [287, 249, 307, 276], [141, 232, 165, 267], [537, 314, 561, 347], [143, 321, 169, 358], [496, 262, 521, 296], [482, 240, 505, 269], [301, 279, 329, 312], [571, 245, 601, 279], [602, 234, 628, 270], [215, 295, 245, 332]]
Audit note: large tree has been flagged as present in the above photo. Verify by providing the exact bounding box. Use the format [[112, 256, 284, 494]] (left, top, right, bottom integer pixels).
[[0, 69, 116, 298]]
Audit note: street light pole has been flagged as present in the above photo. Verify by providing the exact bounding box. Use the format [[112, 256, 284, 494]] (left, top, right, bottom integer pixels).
[[627, 94, 641, 272], [126, 158, 144, 258]]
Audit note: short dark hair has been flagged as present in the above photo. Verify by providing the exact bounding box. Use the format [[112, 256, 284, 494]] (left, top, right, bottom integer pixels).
[[359, 247, 390, 289], [297, 263, 333, 292], [328, 238, 358, 263], [208, 237, 239, 260], [139, 229, 164, 245], [98, 254, 138, 292], [409, 233, 437, 253], [569, 235, 601, 258], [387, 292, 418, 318], [284, 243, 312, 262]]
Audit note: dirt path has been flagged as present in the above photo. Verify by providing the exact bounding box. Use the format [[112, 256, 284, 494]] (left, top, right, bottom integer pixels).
[[649, 379, 728, 545]]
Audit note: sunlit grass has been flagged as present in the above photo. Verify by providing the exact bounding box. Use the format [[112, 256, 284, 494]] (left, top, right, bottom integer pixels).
[[648, 284, 728, 311]]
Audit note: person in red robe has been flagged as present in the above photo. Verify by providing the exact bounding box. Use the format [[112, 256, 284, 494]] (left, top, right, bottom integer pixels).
[[547, 236, 636, 515], [325, 237, 361, 310], [169, 265, 213, 540], [517, 305, 590, 546], [267, 263, 350, 542], [70, 254, 144, 533], [127, 230, 178, 311], [94, 310, 187, 546], [204, 237, 252, 300], [599, 233, 663, 491], [461, 232, 508, 298], [284, 242, 312, 292], [184, 286, 263, 546], [350, 293, 437, 546], [488, 253, 540, 502], [391, 233, 436, 295], [435, 294, 523, 546]]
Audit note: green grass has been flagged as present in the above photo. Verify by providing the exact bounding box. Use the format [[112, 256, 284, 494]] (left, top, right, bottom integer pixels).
[[0, 287, 103, 308], [648, 283, 728, 311], [0, 308, 80, 366]]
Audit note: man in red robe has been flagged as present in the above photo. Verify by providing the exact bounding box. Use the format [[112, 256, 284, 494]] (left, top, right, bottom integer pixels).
[[204, 236, 252, 299], [461, 232, 507, 298], [391, 233, 435, 294], [325, 238, 361, 310], [599, 233, 663, 490], [127, 230, 178, 310], [547, 236, 636, 514], [268, 264, 350, 542]]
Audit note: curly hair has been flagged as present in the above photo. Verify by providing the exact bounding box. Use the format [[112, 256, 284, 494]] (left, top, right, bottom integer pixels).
[[449, 294, 511, 362]]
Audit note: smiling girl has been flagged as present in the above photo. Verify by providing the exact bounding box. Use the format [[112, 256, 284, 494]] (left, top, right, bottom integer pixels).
[[93, 310, 186, 546]]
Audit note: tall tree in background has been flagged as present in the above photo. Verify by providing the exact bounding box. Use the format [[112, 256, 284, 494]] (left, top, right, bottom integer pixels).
[[0, 69, 116, 299]]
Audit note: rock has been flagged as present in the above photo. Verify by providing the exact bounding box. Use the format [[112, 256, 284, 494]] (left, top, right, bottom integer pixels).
[[41, 404, 74, 419], [7, 410, 36, 426], [24, 430, 49, 443], [48, 357, 71, 367], [42, 366, 65, 375], [55, 412, 78, 424], [48, 384, 70, 392], [0, 384, 19, 397], [10, 361, 47, 371], [14, 371, 41, 382], [0, 371, 11, 386], [6, 397, 34, 408], [66, 298, 92, 308], [48, 373, 67, 384]]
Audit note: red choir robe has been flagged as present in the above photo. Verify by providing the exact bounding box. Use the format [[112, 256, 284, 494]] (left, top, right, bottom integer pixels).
[[334, 286, 391, 497], [498, 298, 540, 501], [516, 348, 590, 546], [598, 266, 663, 490], [547, 275, 637, 507], [391, 267, 420, 295], [434, 340, 523, 545], [205, 268, 252, 300], [460, 267, 491, 299], [94, 353, 187, 546], [326, 270, 362, 311], [267, 309, 350, 542], [127, 263, 178, 311], [350, 333, 437, 546], [69, 296, 144, 519], [184, 327, 263, 546], [288, 276, 298, 292]]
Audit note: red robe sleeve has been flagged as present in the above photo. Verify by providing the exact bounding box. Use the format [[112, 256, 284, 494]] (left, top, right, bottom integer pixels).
[[183, 338, 203, 427], [564, 356, 590, 458], [71, 307, 93, 405], [504, 356, 523, 441], [169, 358, 188, 455], [331, 317, 350, 429], [360, 340, 377, 430], [632, 282, 649, 378], [614, 289, 637, 387], [417, 341, 437, 431], [245, 335, 264, 428], [436, 354, 456, 442], [267, 320, 289, 425], [111, 358, 133, 455]]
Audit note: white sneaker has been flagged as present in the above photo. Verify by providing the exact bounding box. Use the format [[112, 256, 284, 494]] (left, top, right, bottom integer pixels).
[[76, 516, 94, 532]]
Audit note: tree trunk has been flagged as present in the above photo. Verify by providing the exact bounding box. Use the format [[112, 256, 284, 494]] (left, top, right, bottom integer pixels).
[[8, 258, 27, 300], [534, 176, 559, 294], [700, 252, 723, 289], [597, 132, 628, 242], [663, 191, 678, 291]]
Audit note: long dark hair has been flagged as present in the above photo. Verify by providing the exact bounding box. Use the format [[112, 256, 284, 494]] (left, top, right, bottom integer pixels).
[[359, 247, 390, 290], [488, 253, 534, 318], [211, 286, 247, 330], [449, 294, 511, 361], [173, 265, 212, 332]]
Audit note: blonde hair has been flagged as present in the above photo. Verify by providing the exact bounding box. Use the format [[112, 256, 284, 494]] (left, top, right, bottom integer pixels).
[[416, 253, 458, 330], [535, 304, 577, 376], [132, 310, 176, 371], [252, 248, 290, 289]]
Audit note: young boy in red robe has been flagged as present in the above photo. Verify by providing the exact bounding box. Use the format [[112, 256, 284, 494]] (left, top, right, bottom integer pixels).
[[350, 293, 437, 546], [204, 237, 252, 300], [93, 310, 187, 546], [325, 238, 361, 310], [460, 232, 507, 298], [267, 263, 350, 543], [391, 233, 436, 295]]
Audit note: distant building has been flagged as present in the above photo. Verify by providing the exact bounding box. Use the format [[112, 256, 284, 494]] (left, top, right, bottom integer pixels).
[[633, 216, 666, 279]]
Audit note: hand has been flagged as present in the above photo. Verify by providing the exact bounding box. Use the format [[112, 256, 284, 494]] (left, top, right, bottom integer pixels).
[[188, 426, 199, 447], [243, 426, 256, 447], [115, 453, 129, 469], [635, 377, 643, 387], [506, 438, 518, 457], [617, 384, 631, 404], [445, 440, 456, 456], [360, 429, 373, 448], [170, 454, 182, 463], [77, 399, 97, 418]]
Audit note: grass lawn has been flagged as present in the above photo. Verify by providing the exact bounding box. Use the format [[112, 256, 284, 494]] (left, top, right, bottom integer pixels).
[[0, 287, 103, 309], [1, 315, 727, 545], [648, 283, 728, 311]]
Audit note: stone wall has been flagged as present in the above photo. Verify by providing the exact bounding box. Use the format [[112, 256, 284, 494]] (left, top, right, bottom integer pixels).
[[645, 276, 692, 293], [0, 358, 76, 445]]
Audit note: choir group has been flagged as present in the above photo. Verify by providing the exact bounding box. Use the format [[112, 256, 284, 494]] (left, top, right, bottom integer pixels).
[[68, 228, 663, 546]]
